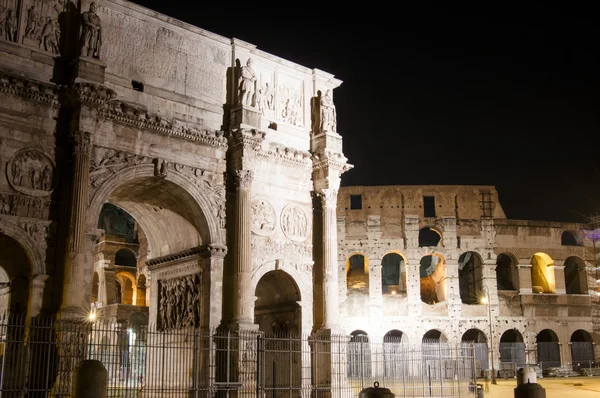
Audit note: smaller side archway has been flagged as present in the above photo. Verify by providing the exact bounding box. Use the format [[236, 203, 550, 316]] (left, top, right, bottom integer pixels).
[[383, 330, 408, 377], [564, 256, 588, 294], [462, 329, 488, 376]]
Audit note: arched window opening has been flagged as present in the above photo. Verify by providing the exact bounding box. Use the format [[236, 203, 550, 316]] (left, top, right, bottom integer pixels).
[[383, 330, 408, 378], [347, 330, 371, 378], [561, 231, 582, 246], [115, 249, 137, 267], [420, 255, 446, 304], [381, 253, 406, 295], [346, 254, 369, 295], [536, 329, 561, 372], [458, 252, 483, 304], [499, 329, 526, 371], [564, 257, 587, 295], [571, 330, 594, 370], [530, 253, 556, 294], [419, 227, 441, 247], [496, 253, 517, 291]]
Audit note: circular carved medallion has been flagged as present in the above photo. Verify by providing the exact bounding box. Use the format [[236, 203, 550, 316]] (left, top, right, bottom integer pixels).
[[280, 204, 309, 242], [6, 149, 56, 197], [251, 198, 276, 236]]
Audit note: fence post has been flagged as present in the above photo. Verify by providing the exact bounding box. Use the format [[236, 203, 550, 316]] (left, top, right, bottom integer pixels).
[[73, 359, 107, 398]]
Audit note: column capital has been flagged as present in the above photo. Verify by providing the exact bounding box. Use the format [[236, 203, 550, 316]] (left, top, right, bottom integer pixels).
[[316, 188, 338, 208], [72, 131, 92, 156], [234, 169, 253, 188]]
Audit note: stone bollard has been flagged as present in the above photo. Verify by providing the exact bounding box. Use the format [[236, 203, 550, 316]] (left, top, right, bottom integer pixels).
[[514, 381, 546, 398], [72, 359, 107, 398], [516, 366, 537, 385]]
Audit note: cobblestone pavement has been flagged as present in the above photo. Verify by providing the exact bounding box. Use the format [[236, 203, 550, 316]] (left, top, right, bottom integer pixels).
[[481, 376, 600, 398]]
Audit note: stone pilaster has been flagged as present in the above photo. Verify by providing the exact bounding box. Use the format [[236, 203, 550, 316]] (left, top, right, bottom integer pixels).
[[232, 169, 254, 326], [318, 188, 341, 331], [60, 130, 92, 317], [553, 264, 566, 294], [206, 243, 227, 330], [517, 263, 533, 294]]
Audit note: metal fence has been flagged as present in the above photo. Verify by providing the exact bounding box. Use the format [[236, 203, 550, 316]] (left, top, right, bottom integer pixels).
[[0, 314, 477, 397]]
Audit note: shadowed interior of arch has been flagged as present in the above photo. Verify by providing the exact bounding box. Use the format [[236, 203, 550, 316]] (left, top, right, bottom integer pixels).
[[103, 177, 209, 258], [0, 233, 31, 314]]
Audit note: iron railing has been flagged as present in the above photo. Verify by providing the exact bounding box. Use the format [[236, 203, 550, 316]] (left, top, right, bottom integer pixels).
[[0, 313, 478, 397]]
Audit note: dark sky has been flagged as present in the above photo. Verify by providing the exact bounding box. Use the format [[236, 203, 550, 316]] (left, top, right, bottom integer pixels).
[[130, 2, 599, 223]]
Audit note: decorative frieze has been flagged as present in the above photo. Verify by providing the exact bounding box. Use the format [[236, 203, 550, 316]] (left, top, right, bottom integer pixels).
[[0, 73, 58, 105], [98, 100, 227, 148], [251, 235, 312, 261], [0, 192, 50, 219], [89, 147, 150, 189], [158, 273, 201, 330], [22, 0, 66, 55], [255, 143, 312, 169], [74, 82, 117, 105], [229, 129, 265, 150]]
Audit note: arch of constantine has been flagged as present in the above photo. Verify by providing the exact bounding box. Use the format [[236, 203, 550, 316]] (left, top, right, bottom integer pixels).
[[0, 0, 598, 396]]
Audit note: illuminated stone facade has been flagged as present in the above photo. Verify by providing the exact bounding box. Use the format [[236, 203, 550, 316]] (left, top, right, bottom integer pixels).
[[0, 0, 597, 387], [337, 185, 600, 372]]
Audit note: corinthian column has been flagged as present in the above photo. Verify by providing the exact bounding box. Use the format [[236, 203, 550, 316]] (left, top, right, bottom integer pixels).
[[61, 130, 92, 315], [319, 188, 340, 331], [232, 169, 254, 326]]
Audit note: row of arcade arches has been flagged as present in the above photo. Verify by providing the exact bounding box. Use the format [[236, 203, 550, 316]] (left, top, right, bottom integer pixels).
[[346, 328, 596, 377], [346, 251, 588, 305]]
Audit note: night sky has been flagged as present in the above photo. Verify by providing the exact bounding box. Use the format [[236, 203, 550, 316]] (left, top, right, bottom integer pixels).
[[130, 2, 599, 224]]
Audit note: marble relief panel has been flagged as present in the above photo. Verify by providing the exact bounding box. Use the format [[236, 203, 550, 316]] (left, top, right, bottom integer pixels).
[[277, 74, 304, 128]]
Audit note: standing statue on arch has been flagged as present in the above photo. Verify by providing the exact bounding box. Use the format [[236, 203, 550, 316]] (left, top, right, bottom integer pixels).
[[80, 2, 102, 59], [320, 89, 337, 133], [238, 58, 257, 107]]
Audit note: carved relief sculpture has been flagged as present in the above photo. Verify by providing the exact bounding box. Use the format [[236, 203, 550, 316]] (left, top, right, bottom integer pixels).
[[158, 273, 202, 330], [6, 149, 56, 197], [320, 89, 337, 133], [238, 58, 256, 107], [22, 1, 65, 55], [281, 204, 309, 242], [0, 6, 17, 42], [278, 80, 303, 127], [80, 2, 101, 59], [251, 198, 276, 236]]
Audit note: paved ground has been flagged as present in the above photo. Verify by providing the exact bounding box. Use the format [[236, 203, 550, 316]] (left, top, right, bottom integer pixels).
[[481, 376, 600, 398]]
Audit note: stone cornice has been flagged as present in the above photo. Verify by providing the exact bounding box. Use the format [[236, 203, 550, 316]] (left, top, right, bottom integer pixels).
[[98, 99, 228, 149], [255, 144, 313, 169], [74, 82, 117, 105], [494, 246, 594, 262], [0, 72, 59, 105], [229, 128, 266, 150], [312, 151, 353, 173], [146, 244, 228, 268]]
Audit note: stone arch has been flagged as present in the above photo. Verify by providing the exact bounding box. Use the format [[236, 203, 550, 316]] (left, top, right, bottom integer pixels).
[[536, 329, 561, 370], [419, 253, 446, 304], [0, 221, 45, 276], [381, 252, 407, 294], [0, 231, 36, 315], [499, 329, 526, 368], [496, 252, 519, 291], [418, 226, 442, 247], [115, 271, 137, 305], [348, 330, 371, 378], [115, 248, 137, 267], [383, 329, 408, 377], [458, 251, 484, 304], [462, 328, 489, 374], [570, 329, 595, 369], [254, 268, 302, 335], [88, 164, 222, 246], [561, 230, 583, 246], [422, 329, 448, 343], [346, 253, 369, 295], [530, 252, 555, 294], [564, 256, 587, 294]]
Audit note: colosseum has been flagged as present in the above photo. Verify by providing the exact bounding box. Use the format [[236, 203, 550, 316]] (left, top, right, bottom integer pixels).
[[0, 0, 597, 396]]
